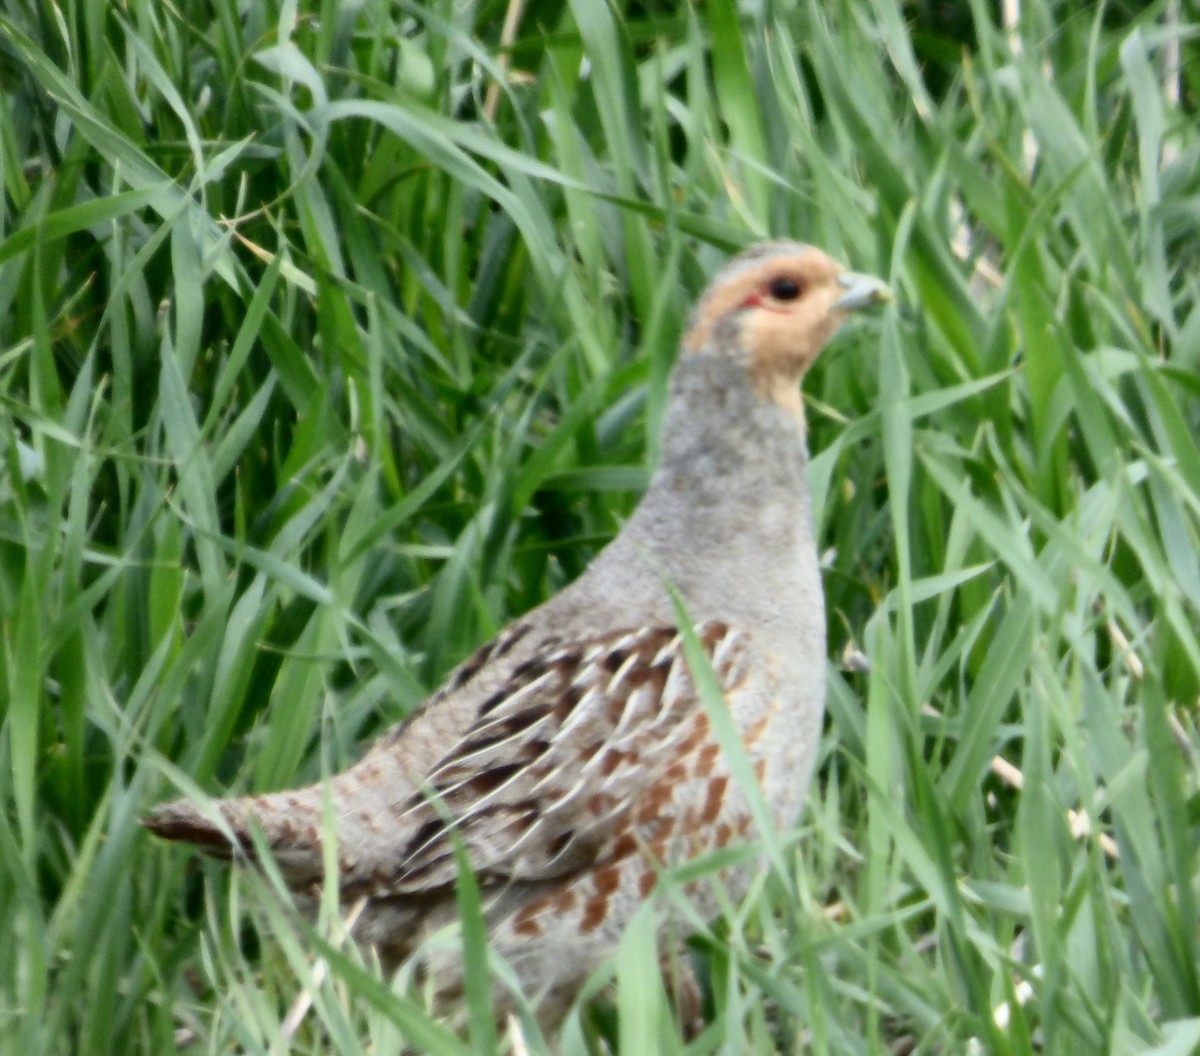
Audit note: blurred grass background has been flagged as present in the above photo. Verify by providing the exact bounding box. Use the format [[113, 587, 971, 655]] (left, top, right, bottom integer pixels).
[[1, 0, 1198, 1052]]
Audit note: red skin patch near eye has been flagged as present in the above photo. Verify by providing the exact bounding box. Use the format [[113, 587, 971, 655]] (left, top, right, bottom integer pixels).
[[738, 291, 789, 313]]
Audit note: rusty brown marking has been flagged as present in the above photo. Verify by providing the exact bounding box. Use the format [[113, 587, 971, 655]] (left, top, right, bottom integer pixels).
[[609, 832, 638, 860], [701, 775, 729, 824], [678, 713, 710, 754], [586, 791, 617, 816], [635, 781, 673, 825], [551, 887, 579, 913], [592, 865, 622, 896], [599, 748, 634, 776], [579, 895, 608, 934], [662, 761, 688, 784], [694, 741, 722, 776], [638, 870, 658, 897], [744, 713, 772, 747], [512, 900, 545, 937]]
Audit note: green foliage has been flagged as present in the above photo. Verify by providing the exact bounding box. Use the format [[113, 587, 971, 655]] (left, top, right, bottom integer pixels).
[[1, 0, 1198, 1052]]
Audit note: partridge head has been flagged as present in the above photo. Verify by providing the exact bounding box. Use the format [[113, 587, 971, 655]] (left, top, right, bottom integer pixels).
[[144, 241, 888, 1025]]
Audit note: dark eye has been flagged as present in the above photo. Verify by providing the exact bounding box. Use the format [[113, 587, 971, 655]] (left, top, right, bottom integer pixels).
[[768, 277, 802, 301]]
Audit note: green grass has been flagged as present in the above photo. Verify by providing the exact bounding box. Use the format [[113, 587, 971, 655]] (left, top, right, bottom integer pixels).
[[1, 0, 1198, 1052]]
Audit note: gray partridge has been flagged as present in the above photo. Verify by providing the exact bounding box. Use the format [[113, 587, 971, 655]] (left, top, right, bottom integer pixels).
[[144, 241, 889, 1026]]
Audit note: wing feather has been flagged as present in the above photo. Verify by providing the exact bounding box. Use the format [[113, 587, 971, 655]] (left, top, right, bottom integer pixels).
[[364, 620, 750, 895]]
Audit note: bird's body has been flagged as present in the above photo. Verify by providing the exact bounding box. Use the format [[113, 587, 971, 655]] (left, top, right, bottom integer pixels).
[[145, 241, 888, 1026]]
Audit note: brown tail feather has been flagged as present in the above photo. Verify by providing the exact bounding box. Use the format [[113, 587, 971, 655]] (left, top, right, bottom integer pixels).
[[141, 800, 248, 857], [142, 786, 341, 888]]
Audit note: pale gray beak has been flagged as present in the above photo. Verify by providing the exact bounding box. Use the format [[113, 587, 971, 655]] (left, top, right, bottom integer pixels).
[[832, 272, 892, 311]]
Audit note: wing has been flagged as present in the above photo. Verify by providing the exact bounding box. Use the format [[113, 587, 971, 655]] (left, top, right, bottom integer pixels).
[[360, 619, 753, 896]]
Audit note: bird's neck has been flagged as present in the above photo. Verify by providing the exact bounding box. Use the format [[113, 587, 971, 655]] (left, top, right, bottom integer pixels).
[[547, 353, 822, 659], [652, 351, 811, 515], [604, 353, 819, 632]]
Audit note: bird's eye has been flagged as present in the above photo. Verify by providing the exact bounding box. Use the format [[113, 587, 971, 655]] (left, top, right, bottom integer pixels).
[[768, 277, 802, 301]]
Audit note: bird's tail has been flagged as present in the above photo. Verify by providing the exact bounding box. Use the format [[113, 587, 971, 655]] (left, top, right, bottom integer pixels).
[[142, 784, 333, 886]]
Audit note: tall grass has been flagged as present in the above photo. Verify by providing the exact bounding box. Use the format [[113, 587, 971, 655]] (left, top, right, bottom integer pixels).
[[0, 0, 1197, 1052]]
